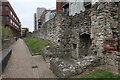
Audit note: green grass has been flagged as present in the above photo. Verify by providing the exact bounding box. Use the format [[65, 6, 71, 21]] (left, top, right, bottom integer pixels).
[[23, 38, 50, 54], [79, 70, 119, 78]]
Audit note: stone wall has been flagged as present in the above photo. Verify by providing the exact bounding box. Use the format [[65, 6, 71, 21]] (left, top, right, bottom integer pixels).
[[33, 2, 119, 78], [91, 2, 119, 58], [2, 37, 16, 49]]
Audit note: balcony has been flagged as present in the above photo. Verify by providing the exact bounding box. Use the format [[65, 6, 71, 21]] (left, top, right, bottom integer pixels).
[[84, 2, 91, 8], [62, 2, 69, 8]]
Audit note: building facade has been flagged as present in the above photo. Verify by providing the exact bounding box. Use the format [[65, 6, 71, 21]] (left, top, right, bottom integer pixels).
[[34, 13, 37, 31], [50, 10, 56, 19], [56, 1, 63, 13], [56, 0, 92, 16], [36, 8, 46, 29], [0, 0, 21, 37], [69, 0, 85, 16], [45, 10, 56, 22], [21, 27, 29, 37], [40, 10, 48, 25], [56, 0, 68, 15], [45, 11, 51, 22]]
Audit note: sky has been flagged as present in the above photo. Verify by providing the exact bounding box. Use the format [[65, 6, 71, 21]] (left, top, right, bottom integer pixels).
[[8, 0, 56, 32]]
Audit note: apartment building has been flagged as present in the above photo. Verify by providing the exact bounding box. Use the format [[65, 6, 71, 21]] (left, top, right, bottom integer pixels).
[[45, 10, 56, 22], [36, 8, 46, 29], [40, 10, 48, 25], [34, 8, 56, 31], [34, 13, 37, 31], [56, 0, 92, 16], [0, 0, 21, 37]]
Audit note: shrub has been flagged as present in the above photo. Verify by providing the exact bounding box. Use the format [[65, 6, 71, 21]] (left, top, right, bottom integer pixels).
[[1, 25, 13, 39]]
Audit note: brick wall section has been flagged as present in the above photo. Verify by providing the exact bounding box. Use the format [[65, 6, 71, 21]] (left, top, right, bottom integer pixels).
[[56, 2, 63, 13]]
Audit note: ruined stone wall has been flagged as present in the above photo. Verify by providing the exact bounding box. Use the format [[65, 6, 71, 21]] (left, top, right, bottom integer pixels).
[[33, 2, 119, 59], [91, 2, 119, 57], [2, 37, 16, 49], [33, 2, 119, 78], [33, 13, 67, 45]]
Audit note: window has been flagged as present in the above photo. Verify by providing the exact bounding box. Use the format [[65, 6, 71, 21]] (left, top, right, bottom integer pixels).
[[5, 16, 9, 22], [0, 5, 2, 11], [73, 43, 77, 49], [13, 22, 15, 25], [10, 11, 12, 16], [50, 12, 56, 19], [10, 19, 12, 24], [5, 6, 9, 11], [0, 16, 2, 21], [16, 25, 18, 28], [71, 3, 73, 6]]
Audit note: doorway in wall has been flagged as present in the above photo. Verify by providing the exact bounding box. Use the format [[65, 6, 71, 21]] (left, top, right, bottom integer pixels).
[[79, 33, 91, 57]]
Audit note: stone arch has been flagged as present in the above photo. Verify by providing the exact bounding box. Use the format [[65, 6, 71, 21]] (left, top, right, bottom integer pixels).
[[79, 33, 92, 57]]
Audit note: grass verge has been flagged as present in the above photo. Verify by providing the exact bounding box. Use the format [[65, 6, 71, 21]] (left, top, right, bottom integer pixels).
[[23, 38, 50, 54], [79, 70, 119, 79]]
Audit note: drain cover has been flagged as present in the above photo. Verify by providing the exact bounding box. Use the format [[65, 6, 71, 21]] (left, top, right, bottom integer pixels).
[[32, 66, 38, 68]]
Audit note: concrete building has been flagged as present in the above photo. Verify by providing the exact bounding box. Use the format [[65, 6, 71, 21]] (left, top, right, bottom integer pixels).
[[21, 27, 29, 37], [69, 0, 85, 16], [45, 11, 51, 22], [50, 10, 56, 19], [34, 13, 37, 31], [62, 2, 69, 16], [36, 8, 46, 29], [0, 0, 21, 37], [34, 8, 56, 31], [56, 0, 92, 16], [45, 10, 56, 22], [40, 10, 48, 25], [69, 0, 92, 16], [56, 1, 63, 13], [56, 0, 68, 15]]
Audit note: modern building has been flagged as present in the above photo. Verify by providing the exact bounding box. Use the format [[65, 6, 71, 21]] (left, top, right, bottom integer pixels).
[[34, 8, 56, 31], [69, 0, 92, 16], [45, 9, 56, 22], [50, 10, 56, 19], [0, 0, 21, 37], [45, 11, 51, 22], [56, 1, 63, 13], [40, 10, 48, 25], [34, 13, 37, 31], [21, 27, 29, 37], [69, 0, 85, 16], [62, 2, 69, 16], [36, 8, 46, 29], [56, 0, 68, 14], [56, 0, 92, 16], [21, 28, 25, 37]]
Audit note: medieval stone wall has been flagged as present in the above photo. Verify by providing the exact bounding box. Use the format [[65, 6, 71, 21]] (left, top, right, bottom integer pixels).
[[33, 2, 119, 78], [91, 2, 118, 58], [33, 2, 119, 58]]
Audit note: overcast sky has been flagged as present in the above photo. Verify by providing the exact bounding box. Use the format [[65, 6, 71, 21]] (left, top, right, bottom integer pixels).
[[8, 0, 56, 32]]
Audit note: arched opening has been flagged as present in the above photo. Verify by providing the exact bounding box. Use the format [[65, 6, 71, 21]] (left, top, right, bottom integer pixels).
[[79, 33, 91, 57]]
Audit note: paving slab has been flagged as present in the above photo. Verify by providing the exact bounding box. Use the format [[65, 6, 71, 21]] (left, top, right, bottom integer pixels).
[[2, 38, 56, 78]]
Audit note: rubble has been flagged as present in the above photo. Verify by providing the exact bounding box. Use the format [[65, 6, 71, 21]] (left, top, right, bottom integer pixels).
[[50, 55, 101, 78]]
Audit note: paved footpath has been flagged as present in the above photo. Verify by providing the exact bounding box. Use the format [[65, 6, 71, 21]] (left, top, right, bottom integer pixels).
[[2, 38, 56, 78]]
